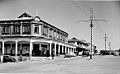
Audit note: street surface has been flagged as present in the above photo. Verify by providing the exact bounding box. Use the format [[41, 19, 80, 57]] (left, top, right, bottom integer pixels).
[[0, 55, 120, 74]]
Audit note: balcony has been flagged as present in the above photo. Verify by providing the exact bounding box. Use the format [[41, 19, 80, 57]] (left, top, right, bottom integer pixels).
[[1, 25, 31, 36]]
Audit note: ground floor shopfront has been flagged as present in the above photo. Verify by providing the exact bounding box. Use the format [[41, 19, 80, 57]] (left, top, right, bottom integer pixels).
[[0, 37, 76, 62]]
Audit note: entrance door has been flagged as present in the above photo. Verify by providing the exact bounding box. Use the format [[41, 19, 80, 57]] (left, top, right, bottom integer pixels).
[[56, 45, 58, 56], [32, 44, 40, 56], [41, 44, 48, 57]]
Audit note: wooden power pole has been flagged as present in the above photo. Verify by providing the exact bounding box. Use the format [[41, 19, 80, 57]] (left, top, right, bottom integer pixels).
[[103, 33, 111, 50], [76, 8, 107, 59]]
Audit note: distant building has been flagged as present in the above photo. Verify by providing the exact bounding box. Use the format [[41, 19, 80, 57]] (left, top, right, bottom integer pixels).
[[0, 12, 76, 61], [68, 37, 90, 52], [68, 37, 97, 55]]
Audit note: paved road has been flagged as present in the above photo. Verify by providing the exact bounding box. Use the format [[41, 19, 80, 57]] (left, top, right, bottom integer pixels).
[[0, 55, 120, 74]]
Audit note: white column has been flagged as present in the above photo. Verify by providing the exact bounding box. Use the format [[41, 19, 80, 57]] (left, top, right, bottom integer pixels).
[[15, 41, 18, 59], [39, 43, 41, 51], [11, 25, 13, 35], [29, 41, 33, 60], [54, 43, 56, 56], [68, 47, 69, 54], [62, 45, 64, 55], [69, 47, 71, 53], [1, 41, 4, 63], [65, 46, 67, 54], [20, 24, 22, 35]]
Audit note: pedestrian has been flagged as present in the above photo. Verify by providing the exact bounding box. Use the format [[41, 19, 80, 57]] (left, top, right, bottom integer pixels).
[[51, 49, 54, 59]]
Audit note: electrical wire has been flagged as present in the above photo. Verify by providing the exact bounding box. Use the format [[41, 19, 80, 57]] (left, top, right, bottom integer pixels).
[[71, 0, 89, 17]]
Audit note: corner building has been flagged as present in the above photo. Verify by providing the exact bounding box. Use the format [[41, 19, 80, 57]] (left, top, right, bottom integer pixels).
[[0, 12, 76, 60]]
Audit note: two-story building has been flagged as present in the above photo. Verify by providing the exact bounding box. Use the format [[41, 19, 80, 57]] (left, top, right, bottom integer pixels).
[[68, 37, 90, 54], [68, 37, 97, 55], [0, 12, 76, 61]]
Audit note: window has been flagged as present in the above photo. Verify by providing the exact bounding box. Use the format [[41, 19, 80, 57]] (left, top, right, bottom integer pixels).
[[53, 31, 56, 39], [2, 26, 10, 34], [22, 25, 31, 34], [62, 35, 65, 41], [59, 33, 62, 40], [13, 26, 20, 34], [49, 28, 53, 38], [57, 32, 59, 39], [34, 25, 39, 34], [58, 33, 61, 40], [42, 26, 48, 36]]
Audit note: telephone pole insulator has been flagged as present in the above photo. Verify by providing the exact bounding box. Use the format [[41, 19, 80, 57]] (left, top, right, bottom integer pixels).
[[89, 23, 94, 28]]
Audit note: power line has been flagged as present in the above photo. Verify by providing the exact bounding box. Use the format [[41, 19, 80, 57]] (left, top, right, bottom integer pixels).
[[71, 0, 89, 17], [77, 8, 107, 59]]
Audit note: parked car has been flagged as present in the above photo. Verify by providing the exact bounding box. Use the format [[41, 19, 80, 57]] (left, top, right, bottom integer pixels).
[[82, 51, 90, 57], [100, 50, 115, 55], [0, 55, 16, 63]]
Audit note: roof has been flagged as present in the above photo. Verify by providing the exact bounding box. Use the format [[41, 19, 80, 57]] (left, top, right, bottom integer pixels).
[[0, 12, 34, 22], [68, 37, 87, 43], [0, 12, 68, 35], [18, 12, 33, 18], [68, 37, 90, 46]]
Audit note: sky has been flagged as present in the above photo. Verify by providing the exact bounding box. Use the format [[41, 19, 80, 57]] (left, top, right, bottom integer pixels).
[[0, 0, 120, 50]]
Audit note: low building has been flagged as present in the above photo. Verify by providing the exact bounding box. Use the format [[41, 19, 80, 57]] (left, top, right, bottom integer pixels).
[[68, 37, 89, 50], [0, 12, 76, 62], [68, 38, 96, 54]]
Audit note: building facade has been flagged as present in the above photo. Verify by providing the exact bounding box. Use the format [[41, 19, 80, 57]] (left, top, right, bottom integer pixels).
[[0, 12, 76, 61], [68, 37, 90, 54], [68, 37, 97, 55]]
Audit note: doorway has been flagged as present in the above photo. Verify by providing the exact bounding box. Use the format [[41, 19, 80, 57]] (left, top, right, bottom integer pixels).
[[32, 44, 40, 56]]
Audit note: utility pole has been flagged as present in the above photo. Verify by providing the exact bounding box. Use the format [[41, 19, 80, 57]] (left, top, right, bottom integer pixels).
[[109, 42, 111, 55], [105, 33, 107, 50], [103, 33, 111, 50], [76, 8, 107, 59]]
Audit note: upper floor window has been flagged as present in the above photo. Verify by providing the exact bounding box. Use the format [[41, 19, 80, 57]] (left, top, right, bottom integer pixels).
[[13, 26, 20, 34], [2, 26, 10, 34], [53, 30, 56, 39], [49, 28, 53, 38], [22, 25, 31, 34], [42, 26, 48, 36], [59, 33, 62, 40], [57, 32, 59, 39], [34, 25, 39, 34]]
